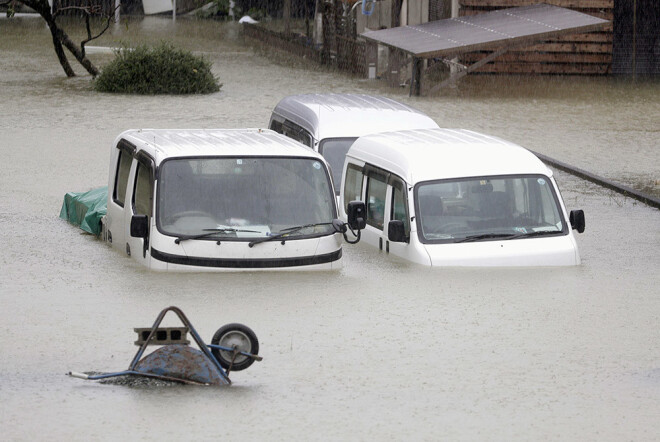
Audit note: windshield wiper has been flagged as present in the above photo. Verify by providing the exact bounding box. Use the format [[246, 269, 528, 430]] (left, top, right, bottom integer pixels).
[[455, 230, 562, 243], [455, 233, 517, 243], [510, 230, 563, 239], [248, 222, 334, 248], [175, 228, 260, 244]]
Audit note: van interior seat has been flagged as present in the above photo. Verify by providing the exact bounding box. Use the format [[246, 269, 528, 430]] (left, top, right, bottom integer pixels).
[[479, 191, 510, 219]]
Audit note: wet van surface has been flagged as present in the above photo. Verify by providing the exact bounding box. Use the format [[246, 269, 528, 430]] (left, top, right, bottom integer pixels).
[[268, 93, 439, 192], [339, 128, 585, 266], [104, 129, 344, 271]]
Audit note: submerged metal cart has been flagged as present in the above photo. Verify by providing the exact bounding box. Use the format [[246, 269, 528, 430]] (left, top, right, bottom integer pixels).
[[68, 306, 262, 386]]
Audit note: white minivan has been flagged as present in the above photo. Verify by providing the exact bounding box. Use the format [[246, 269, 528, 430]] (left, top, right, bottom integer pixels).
[[339, 128, 585, 266], [102, 128, 365, 271], [269, 93, 439, 193]]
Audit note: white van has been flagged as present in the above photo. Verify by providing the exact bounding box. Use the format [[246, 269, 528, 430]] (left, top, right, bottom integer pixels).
[[339, 128, 586, 266], [103, 128, 365, 271], [268, 93, 439, 193]]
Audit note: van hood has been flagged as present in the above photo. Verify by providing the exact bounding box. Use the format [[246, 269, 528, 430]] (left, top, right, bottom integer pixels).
[[426, 235, 580, 267]]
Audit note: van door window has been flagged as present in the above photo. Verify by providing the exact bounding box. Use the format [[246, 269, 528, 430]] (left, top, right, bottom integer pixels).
[[366, 171, 387, 230], [133, 161, 154, 219], [391, 179, 409, 236], [113, 149, 132, 207], [343, 164, 364, 213]]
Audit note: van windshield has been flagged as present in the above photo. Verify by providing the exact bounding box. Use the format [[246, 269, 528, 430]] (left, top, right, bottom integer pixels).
[[415, 175, 567, 243], [157, 157, 336, 240], [318, 138, 357, 193]]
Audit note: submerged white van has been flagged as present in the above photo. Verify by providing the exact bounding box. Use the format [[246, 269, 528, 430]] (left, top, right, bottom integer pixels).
[[103, 129, 365, 271], [339, 128, 585, 267], [268, 93, 439, 193]]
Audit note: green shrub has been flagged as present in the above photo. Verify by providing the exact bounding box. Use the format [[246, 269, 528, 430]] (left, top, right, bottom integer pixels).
[[94, 43, 221, 94]]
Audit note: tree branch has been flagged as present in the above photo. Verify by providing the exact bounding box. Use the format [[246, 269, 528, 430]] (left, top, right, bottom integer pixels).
[[9, 0, 120, 77], [80, 5, 119, 58], [51, 4, 119, 62]]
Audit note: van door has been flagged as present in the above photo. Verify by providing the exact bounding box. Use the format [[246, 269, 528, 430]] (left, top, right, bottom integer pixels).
[[106, 140, 135, 252], [342, 162, 365, 215], [125, 153, 155, 267], [362, 165, 389, 250], [385, 177, 412, 258]]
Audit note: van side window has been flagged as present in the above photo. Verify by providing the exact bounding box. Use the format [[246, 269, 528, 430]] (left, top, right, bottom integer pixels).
[[113, 149, 132, 207], [343, 164, 363, 213], [281, 120, 313, 148], [391, 180, 409, 236], [366, 172, 387, 230], [133, 161, 154, 219], [269, 119, 283, 133]]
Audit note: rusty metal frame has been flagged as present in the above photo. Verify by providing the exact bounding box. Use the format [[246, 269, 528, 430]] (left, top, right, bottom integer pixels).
[[68, 306, 236, 385]]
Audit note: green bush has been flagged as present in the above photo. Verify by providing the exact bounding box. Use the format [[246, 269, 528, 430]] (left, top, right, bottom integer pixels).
[[94, 43, 221, 94]]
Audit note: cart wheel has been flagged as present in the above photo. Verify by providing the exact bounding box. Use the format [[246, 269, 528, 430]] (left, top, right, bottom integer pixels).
[[211, 323, 259, 371]]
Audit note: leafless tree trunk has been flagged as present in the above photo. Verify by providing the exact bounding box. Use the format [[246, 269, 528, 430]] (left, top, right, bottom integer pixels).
[[3, 0, 116, 77]]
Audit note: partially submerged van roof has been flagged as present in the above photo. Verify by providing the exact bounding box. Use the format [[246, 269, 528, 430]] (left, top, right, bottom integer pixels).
[[116, 128, 324, 163], [348, 128, 553, 184], [271, 94, 439, 141]]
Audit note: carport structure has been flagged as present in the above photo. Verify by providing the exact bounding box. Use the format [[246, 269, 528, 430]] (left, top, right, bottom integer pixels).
[[361, 3, 610, 96]]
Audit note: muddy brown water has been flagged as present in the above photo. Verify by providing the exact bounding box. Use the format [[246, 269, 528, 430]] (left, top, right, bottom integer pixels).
[[1, 15, 659, 441]]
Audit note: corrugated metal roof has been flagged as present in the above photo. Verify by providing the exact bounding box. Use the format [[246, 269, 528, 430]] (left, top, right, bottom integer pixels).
[[119, 129, 322, 164], [361, 4, 609, 59], [271, 93, 438, 141], [348, 128, 551, 184]]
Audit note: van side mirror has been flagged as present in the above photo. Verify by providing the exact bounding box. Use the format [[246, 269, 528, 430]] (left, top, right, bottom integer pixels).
[[346, 201, 366, 231], [388, 220, 407, 243], [130, 214, 149, 238], [569, 210, 585, 233]]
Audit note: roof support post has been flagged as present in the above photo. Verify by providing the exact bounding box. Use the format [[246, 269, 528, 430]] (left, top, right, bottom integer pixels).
[[283, 0, 291, 35], [366, 41, 378, 79], [387, 49, 405, 87], [409, 57, 422, 96]]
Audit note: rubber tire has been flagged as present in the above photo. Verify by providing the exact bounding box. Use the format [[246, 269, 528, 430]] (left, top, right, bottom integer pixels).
[[211, 323, 259, 372]]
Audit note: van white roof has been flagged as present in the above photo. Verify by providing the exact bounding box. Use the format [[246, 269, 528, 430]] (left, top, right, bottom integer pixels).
[[117, 128, 324, 165], [271, 94, 439, 142], [347, 128, 553, 184]]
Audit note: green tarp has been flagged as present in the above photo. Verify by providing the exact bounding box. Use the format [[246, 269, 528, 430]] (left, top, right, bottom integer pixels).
[[59, 186, 108, 235]]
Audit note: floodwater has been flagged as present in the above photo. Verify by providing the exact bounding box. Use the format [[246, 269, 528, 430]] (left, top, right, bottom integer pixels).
[[1, 15, 659, 441]]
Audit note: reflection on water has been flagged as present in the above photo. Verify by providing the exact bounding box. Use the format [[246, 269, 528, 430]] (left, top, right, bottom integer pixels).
[[1, 15, 659, 441]]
